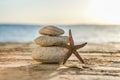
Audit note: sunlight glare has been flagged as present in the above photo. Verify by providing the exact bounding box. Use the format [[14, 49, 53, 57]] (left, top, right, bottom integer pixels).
[[85, 0, 120, 24]]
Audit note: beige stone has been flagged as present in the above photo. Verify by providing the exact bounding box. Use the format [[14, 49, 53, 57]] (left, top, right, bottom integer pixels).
[[39, 25, 64, 36], [34, 36, 69, 46], [32, 47, 68, 63]]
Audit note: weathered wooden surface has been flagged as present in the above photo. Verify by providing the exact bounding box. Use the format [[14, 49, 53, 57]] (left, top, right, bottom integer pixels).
[[0, 43, 120, 80]]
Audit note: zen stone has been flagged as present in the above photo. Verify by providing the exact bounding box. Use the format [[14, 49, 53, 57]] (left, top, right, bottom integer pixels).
[[39, 25, 64, 36], [35, 36, 69, 46], [32, 47, 68, 63]]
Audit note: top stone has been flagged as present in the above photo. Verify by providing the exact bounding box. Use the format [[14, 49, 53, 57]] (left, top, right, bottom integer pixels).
[[39, 25, 64, 36]]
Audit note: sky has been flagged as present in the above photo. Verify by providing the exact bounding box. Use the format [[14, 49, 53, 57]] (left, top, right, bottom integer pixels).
[[0, 0, 120, 25]]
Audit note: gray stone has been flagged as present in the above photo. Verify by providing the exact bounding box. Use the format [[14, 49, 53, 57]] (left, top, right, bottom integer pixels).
[[39, 25, 64, 36], [32, 47, 68, 63], [34, 36, 69, 46]]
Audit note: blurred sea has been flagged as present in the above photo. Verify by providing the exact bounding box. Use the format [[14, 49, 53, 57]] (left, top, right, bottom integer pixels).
[[0, 24, 120, 43]]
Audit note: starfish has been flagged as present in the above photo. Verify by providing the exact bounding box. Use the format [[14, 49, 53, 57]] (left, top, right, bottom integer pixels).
[[62, 29, 87, 64]]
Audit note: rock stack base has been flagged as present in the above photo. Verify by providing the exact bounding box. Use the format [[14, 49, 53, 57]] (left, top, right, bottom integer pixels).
[[32, 47, 68, 63]]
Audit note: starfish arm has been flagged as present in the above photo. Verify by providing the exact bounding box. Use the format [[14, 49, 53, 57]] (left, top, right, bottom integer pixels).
[[63, 51, 72, 64], [69, 29, 74, 46], [75, 42, 87, 49], [73, 51, 84, 63]]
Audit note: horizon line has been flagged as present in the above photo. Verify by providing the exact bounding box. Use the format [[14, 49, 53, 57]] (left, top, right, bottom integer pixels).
[[0, 23, 120, 26]]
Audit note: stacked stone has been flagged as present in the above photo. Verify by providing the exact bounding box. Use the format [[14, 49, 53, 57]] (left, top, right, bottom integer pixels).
[[32, 25, 69, 63]]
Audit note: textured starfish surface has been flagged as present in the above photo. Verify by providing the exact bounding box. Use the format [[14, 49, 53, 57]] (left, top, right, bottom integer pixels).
[[62, 29, 87, 64]]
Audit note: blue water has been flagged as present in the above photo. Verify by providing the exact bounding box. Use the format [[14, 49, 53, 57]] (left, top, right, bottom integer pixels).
[[0, 24, 120, 43]]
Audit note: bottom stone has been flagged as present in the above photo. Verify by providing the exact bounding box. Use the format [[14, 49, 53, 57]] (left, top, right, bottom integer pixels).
[[32, 47, 68, 63]]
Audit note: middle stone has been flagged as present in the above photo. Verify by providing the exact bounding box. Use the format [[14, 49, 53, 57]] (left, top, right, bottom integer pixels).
[[35, 36, 69, 46]]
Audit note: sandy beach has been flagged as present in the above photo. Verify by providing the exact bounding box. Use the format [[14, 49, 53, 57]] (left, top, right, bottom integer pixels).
[[0, 42, 120, 80]]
